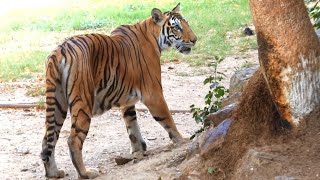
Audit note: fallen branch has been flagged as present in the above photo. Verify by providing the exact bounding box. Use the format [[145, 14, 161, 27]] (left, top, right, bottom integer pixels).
[[0, 102, 42, 108], [0, 102, 191, 113]]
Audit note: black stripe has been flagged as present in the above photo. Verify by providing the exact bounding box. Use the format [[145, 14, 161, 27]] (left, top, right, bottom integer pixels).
[[46, 114, 54, 119], [46, 108, 55, 112], [154, 116, 166, 121], [47, 132, 54, 137], [65, 43, 76, 99], [47, 137, 54, 142], [71, 123, 89, 135], [47, 126, 54, 131], [124, 106, 136, 117]]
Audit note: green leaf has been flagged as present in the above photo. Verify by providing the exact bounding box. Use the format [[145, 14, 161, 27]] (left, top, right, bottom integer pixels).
[[207, 167, 216, 174], [203, 76, 214, 85]]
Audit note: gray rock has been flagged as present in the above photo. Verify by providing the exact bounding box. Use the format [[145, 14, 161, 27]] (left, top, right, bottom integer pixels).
[[316, 29, 320, 39], [221, 92, 241, 107], [187, 170, 201, 180], [247, 149, 280, 165], [187, 140, 200, 159], [204, 102, 238, 127], [199, 119, 233, 158], [21, 168, 28, 172], [159, 168, 181, 180], [229, 65, 259, 95], [275, 176, 297, 180]]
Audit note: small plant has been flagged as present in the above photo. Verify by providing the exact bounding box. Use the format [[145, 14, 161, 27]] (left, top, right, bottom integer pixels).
[[307, 0, 320, 29], [240, 61, 256, 68], [190, 56, 229, 139], [207, 166, 216, 174], [36, 99, 46, 107]]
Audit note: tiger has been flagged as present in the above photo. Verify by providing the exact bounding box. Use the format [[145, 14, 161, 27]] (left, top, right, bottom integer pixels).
[[41, 3, 197, 179]]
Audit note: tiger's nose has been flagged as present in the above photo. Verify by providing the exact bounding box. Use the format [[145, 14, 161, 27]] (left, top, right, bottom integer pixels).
[[190, 36, 197, 44]]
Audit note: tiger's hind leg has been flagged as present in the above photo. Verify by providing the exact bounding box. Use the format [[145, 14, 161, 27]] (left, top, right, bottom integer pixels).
[[121, 105, 147, 153], [143, 94, 185, 144], [41, 83, 68, 178], [67, 102, 99, 179]]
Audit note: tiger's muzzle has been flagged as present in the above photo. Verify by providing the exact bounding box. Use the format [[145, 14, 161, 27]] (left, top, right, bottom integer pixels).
[[176, 41, 196, 55]]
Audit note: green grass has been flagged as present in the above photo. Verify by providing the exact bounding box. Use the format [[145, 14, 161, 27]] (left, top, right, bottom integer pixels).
[[0, 0, 254, 82], [241, 61, 256, 68], [0, 50, 47, 81]]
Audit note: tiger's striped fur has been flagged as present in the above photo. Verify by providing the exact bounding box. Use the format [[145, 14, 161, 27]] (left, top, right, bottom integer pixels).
[[41, 3, 197, 179]]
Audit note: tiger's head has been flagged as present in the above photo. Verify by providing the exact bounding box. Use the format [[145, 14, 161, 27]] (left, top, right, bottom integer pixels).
[[151, 3, 197, 54]]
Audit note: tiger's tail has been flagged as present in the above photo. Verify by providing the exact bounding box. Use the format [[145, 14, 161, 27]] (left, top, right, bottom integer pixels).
[[40, 51, 68, 178]]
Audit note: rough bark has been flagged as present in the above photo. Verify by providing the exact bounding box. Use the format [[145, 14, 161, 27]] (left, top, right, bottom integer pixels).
[[249, 0, 320, 125]]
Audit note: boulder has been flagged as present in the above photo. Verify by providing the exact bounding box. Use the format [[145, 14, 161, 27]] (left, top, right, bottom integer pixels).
[[204, 102, 238, 127], [221, 64, 259, 107], [199, 119, 233, 158], [229, 64, 259, 95]]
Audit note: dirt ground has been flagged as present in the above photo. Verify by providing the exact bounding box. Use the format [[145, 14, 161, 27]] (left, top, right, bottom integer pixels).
[[0, 52, 258, 180], [2, 50, 319, 180]]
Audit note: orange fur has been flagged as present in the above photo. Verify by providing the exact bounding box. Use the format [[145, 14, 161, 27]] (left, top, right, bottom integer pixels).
[[41, 3, 197, 179]]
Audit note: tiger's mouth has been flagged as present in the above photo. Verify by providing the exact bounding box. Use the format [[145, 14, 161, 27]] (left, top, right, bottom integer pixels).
[[176, 42, 194, 54]]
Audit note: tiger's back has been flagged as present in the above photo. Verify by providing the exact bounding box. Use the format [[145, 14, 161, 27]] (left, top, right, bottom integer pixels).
[[41, 3, 197, 179], [48, 27, 162, 114]]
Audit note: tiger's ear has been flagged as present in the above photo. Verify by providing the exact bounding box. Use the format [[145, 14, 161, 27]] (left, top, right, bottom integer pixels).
[[151, 8, 164, 25], [172, 3, 181, 13]]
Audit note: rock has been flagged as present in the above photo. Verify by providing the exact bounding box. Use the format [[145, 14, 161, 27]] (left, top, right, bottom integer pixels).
[[204, 102, 238, 127], [147, 137, 157, 140], [244, 27, 254, 36], [21, 168, 29, 172], [199, 119, 233, 158], [316, 29, 320, 39], [159, 168, 181, 180], [166, 152, 187, 168], [246, 149, 279, 165], [221, 64, 258, 108], [221, 92, 241, 107], [229, 65, 259, 95], [115, 154, 134, 165], [187, 170, 201, 180], [16, 147, 30, 155], [274, 176, 297, 180], [186, 140, 200, 159], [234, 148, 286, 179]]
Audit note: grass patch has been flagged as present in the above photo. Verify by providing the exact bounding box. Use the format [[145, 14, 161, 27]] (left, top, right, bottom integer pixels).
[[0, 0, 254, 82], [26, 85, 46, 97], [0, 50, 47, 82], [241, 61, 256, 68]]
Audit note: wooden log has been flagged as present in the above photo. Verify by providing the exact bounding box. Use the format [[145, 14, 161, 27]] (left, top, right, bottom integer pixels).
[[0, 102, 191, 113]]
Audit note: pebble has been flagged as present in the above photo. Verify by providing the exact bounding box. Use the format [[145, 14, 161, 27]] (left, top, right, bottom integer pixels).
[[147, 137, 157, 140], [21, 168, 28, 172], [115, 154, 134, 165], [274, 176, 297, 180], [16, 147, 30, 155]]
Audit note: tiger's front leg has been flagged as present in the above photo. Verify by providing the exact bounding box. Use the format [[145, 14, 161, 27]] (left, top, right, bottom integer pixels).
[[143, 93, 185, 144]]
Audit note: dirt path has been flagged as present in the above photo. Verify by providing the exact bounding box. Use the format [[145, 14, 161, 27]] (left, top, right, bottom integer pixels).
[[0, 52, 258, 179]]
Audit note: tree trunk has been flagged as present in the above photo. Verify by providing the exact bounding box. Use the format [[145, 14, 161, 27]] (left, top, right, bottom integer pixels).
[[249, 0, 320, 126]]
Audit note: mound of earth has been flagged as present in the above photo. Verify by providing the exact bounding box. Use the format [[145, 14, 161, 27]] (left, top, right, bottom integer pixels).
[[2, 51, 319, 179], [100, 69, 320, 180]]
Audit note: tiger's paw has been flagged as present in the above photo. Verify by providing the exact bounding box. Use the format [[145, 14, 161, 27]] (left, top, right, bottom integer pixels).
[[172, 136, 188, 144], [46, 169, 65, 178], [79, 168, 99, 179]]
